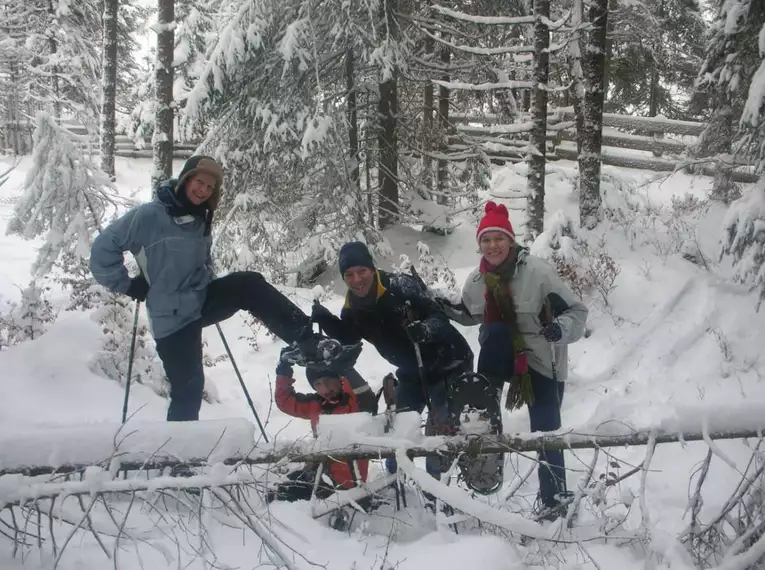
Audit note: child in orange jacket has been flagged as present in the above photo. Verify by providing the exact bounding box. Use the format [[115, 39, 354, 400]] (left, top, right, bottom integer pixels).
[[268, 355, 370, 503]]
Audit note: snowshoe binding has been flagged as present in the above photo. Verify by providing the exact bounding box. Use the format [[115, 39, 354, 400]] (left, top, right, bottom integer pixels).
[[449, 372, 504, 495]]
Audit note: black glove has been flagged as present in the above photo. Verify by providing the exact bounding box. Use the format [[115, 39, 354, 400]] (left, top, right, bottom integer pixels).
[[541, 322, 562, 342], [405, 320, 430, 344], [276, 349, 294, 377], [311, 302, 335, 324], [125, 276, 149, 302]]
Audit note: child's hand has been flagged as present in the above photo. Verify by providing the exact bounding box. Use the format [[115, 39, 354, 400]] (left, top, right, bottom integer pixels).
[[275, 354, 294, 377]]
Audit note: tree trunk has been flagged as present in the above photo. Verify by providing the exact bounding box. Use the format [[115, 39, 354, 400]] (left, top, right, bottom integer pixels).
[[99, 0, 119, 180], [436, 38, 451, 204], [345, 49, 363, 226], [569, 0, 585, 154], [525, 0, 550, 241], [47, 0, 61, 121], [648, 0, 664, 157], [152, 0, 175, 192], [366, 92, 374, 225], [377, 0, 398, 228], [422, 31, 434, 198], [578, 0, 608, 230]]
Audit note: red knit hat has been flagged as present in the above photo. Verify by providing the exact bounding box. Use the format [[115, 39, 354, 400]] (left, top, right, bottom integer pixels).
[[476, 201, 515, 243]]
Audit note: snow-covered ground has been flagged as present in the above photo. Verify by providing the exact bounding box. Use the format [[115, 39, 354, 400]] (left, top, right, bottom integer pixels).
[[0, 154, 762, 569]]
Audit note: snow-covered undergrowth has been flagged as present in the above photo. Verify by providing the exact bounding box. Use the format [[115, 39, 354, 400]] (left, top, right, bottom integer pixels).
[[0, 155, 763, 570]]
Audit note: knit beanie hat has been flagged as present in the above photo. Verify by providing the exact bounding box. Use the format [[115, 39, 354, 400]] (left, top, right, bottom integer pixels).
[[476, 201, 515, 243], [305, 367, 339, 388], [177, 155, 224, 210], [338, 241, 375, 275]]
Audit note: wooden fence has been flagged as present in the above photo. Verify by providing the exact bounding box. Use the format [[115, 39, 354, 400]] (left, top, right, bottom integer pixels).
[[449, 108, 758, 183]]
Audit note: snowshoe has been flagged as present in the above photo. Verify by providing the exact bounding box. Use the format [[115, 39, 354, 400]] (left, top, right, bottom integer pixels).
[[533, 491, 576, 524], [280, 333, 362, 370], [449, 372, 504, 495], [328, 508, 352, 532]]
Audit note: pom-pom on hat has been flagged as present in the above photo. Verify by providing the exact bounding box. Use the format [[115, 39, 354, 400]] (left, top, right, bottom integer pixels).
[[476, 201, 515, 243]]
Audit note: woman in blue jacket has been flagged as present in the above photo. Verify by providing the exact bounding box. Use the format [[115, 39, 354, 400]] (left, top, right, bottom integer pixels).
[[90, 155, 372, 421]]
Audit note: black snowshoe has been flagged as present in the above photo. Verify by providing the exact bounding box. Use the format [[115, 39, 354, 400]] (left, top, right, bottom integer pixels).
[[449, 372, 504, 495], [280, 332, 362, 371]]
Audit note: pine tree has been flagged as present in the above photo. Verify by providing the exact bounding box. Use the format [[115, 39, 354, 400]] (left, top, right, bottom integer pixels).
[[720, 19, 765, 310], [93, 293, 165, 396], [12, 281, 56, 341], [6, 112, 119, 287], [694, 0, 765, 201], [606, 0, 707, 120]]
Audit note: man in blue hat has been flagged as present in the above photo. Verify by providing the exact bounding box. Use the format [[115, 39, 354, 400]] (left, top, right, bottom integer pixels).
[[311, 241, 474, 479]]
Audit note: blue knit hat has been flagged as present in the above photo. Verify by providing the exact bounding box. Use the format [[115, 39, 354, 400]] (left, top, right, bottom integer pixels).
[[338, 241, 375, 275]]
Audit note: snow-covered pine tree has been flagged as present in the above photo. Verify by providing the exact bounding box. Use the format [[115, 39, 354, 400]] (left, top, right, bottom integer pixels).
[[721, 177, 765, 310], [6, 112, 119, 294], [694, 0, 765, 202], [740, 22, 765, 174], [93, 293, 166, 397], [11, 281, 56, 342], [180, 0, 393, 280], [720, 21, 765, 309], [606, 0, 707, 120]]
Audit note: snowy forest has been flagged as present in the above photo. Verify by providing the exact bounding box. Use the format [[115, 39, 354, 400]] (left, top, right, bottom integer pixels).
[[1, 0, 765, 568]]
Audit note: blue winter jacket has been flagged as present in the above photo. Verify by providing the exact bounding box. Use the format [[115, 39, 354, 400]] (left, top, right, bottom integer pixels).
[[90, 180, 213, 339]]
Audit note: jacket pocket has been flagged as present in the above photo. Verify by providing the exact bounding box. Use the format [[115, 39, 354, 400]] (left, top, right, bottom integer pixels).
[[147, 290, 180, 316]]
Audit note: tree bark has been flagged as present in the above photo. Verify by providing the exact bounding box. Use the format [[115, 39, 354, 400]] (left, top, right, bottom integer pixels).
[[578, 0, 608, 230], [377, 0, 398, 228], [345, 49, 363, 226], [152, 0, 175, 192], [99, 0, 119, 180], [525, 0, 550, 241], [436, 37, 451, 204]]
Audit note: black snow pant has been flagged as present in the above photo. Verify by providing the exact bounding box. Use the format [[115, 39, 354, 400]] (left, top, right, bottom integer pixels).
[[154, 272, 371, 421]]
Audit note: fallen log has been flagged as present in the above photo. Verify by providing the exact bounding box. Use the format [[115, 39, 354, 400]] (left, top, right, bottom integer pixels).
[[554, 145, 759, 183], [1, 410, 762, 477]]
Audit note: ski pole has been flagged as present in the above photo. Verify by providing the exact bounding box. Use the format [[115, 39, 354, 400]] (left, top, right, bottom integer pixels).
[[121, 300, 141, 424], [215, 323, 269, 443], [405, 301, 431, 413]]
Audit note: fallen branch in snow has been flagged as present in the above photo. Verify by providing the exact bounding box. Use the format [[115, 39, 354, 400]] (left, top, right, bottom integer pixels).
[[3, 423, 762, 477]]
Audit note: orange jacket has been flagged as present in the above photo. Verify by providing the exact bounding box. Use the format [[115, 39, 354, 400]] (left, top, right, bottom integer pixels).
[[274, 375, 369, 489]]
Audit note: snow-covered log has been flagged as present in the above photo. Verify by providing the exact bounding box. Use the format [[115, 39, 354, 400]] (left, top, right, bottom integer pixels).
[[0, 419, 257, 476], [1, 410, 762, 477], [554, 107, 706, 136], [554, 145, 759, 182]]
